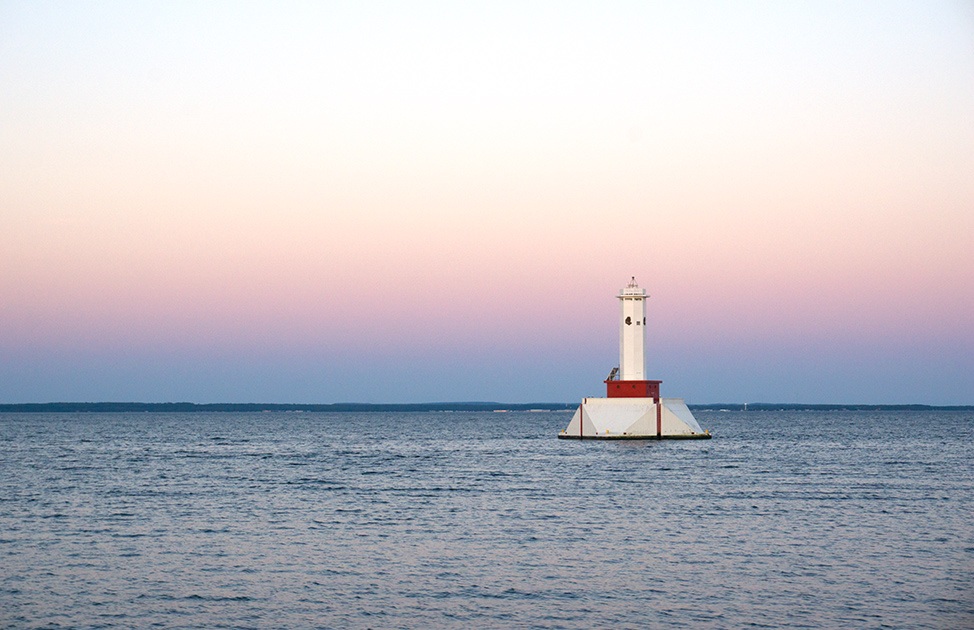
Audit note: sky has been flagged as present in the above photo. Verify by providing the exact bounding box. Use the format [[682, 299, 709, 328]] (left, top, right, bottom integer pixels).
[[2, 1, 973, 405]]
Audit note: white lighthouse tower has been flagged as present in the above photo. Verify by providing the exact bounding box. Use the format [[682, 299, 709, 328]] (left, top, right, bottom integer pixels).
[[559, 278, 710, 440], [619, 277, 646, 381]]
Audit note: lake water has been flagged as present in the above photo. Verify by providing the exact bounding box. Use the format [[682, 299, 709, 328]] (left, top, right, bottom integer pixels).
[[1, 410, 971, 628]]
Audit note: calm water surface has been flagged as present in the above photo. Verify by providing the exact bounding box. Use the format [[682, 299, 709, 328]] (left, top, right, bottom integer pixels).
[[1, 410, 971, 628]]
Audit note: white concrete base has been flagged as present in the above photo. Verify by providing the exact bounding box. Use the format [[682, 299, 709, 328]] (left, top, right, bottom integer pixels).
[[558, 397, 710, 439]]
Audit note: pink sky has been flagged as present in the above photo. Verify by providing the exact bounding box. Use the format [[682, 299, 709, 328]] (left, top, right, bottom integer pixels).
[[2, 2, 973, 403]]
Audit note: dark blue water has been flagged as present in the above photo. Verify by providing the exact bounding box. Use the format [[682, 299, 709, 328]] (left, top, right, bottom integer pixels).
[[1, 410, 971, 628]]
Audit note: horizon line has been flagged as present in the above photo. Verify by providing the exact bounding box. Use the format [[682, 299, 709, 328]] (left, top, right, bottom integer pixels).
[[1, 402, 972, 412]]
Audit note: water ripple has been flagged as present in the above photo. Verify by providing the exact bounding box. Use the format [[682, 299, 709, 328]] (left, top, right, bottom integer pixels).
[[0, 410, 972, 628]]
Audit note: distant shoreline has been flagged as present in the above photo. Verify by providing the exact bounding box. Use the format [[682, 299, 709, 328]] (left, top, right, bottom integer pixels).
[[0, 402, 972, 413]]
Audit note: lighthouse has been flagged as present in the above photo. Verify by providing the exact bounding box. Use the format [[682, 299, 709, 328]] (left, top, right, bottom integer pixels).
[[559, 278, 710, 440], [619, 277, 646, 380], [606, 278, 662, 399]]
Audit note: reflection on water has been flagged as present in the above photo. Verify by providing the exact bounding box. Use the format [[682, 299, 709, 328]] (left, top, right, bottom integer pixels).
[[1, 410, 972, 628]]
